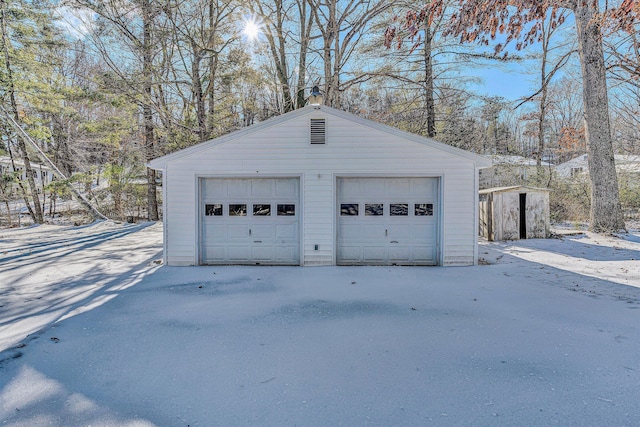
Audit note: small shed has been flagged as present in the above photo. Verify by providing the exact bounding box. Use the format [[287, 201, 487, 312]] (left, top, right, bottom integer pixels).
[[479, 186, 550, 241], [149, 105, 492, 266]]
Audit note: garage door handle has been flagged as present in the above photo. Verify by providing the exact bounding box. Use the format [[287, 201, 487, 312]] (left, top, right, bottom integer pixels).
[[249, 229, 251, 236], [254, 240, 262, 243], [385, 229, 388, 237], [390, 240, 399, 244]]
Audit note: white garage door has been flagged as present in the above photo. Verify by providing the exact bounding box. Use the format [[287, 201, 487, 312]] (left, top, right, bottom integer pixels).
[[200, 178, 299, 265], [337, 177, 439, 265]]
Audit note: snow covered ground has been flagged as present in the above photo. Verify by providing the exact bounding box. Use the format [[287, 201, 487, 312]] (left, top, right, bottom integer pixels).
[[0, 222, 639, 426]]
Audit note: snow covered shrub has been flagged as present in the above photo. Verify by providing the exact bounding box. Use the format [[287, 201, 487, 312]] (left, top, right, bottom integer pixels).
[[619, 173, 640, 220], [548, 175, 591, 223]]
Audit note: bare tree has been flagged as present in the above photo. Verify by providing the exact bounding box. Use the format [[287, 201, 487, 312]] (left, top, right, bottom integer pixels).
[[162, 0, 239, 140], [309, 0, 391, 107], [429, 0, 627, 232], [384, 4, 445, 137], [248, 0, 313, 112], [545, 77, 586, 163], [512, 9, 575, 172]]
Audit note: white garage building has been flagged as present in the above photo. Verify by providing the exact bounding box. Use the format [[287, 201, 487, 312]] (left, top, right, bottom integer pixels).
[[148, 105, 491, 266]]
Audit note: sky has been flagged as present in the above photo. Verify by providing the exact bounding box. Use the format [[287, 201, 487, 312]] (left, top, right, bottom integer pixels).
[[470, 65, 534, 101], [54, 7, 94, 40], [52, 4, 584, 105]]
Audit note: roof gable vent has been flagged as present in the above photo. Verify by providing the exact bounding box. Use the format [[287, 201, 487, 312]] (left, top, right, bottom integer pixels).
[[310, 118, 326, 144]]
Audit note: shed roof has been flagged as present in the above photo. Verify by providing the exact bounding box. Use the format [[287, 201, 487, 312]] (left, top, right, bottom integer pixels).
[[148, 105, 493, 170], [480, 186, 551, 195]]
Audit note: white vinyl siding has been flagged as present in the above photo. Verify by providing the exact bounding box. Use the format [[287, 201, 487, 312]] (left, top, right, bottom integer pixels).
[[153, 107, 486, 266]]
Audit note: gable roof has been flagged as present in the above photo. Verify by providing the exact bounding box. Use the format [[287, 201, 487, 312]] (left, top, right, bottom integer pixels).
[[480, 186, 550, 195], [488, 154, 553, 167], [556, 154, 640, 176], [148, 105, 493, 170]]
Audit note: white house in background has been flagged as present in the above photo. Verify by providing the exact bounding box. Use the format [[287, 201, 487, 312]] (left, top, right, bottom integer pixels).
[[556, 154, 640, 178], [479, 155, 553, 189], [556, 154, 588, 177], [0, 156, 54, 195], [149, 105, 492, 267]]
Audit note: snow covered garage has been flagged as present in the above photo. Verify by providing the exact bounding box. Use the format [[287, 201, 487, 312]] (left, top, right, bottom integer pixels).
[[148, 105, 491, 266]]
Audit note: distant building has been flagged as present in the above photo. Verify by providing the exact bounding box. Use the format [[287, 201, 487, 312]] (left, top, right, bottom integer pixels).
[[555, 154, 640, 178], [479, 155, 553, 189], [0, 156, 54, 196]]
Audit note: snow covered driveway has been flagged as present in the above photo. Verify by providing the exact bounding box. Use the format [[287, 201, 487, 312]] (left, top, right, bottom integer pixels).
[[0, 221, 163, 354], [1, 223, 639, 426]]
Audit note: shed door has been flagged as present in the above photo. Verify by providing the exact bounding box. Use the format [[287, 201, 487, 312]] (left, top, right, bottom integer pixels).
[[337, 177, 439, 265], [200, 178, 299, 265]]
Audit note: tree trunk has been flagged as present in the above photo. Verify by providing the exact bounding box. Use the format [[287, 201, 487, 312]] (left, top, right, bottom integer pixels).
[[330, 16, 341, 108], [142, 0, 159, 221], [537, 26, 548, 173], [296, 0, 311, 109], [208, 1, 217, 130], [0, 183, 13, 226], [191, 41, 207, 142], [320, 0, 337, 107], [424, 22, 435, 138], [536, 22, 548, 170], [18, 141, 44, 222], [274, 1, 293, 112], [4, 136, 34, 220], [296, 47, 308, 108], [207, 52, 218, 133], [537, 89, 547, 166], [573, 1, 625, 232]]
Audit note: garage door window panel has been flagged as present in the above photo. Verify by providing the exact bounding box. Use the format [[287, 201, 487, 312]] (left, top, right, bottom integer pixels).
[[365, 203, 383, 216], [415, 203, 434, 216], [253, 204, 271, 216], [390, 204, 408, 216], [229, 204, 247, 216], [205, 204, 223, 216], [277, 204, 296, 216], [341, 204, 359, 216]]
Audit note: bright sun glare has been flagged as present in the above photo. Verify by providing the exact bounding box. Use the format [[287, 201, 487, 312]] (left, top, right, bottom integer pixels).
[[243, 19, 260, 41]]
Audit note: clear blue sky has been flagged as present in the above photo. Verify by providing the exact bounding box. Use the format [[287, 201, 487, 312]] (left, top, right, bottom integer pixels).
[[471, 66, 534, 101]]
